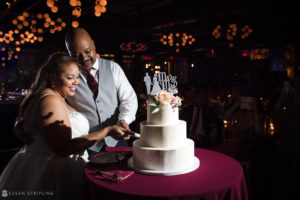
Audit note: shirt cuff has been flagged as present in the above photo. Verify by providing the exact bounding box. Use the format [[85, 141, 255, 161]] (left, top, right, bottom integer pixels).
[[118, 115, 134, 125]]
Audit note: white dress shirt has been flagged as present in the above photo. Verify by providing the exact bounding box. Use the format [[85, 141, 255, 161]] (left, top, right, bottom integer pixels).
[[81, 57, 138, 124]]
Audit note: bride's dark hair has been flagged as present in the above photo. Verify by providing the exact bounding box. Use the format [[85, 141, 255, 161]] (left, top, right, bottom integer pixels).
[[18, 51, 78, 121]]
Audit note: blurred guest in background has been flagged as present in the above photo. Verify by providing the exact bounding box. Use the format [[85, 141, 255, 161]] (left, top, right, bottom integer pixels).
[[181, 83, 197, 109], [223, 85, 242, 122], [241, 70, 264, 98], [223, 83, 262, 138], [180, 88, 223, 148], [273, 71, 300, 200]]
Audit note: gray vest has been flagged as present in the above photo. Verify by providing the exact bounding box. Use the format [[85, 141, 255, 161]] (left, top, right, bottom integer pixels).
[[67, 57, 119, 152]]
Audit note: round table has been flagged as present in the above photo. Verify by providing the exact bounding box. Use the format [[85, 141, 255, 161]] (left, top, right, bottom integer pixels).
[[83, 147, 248, 200]]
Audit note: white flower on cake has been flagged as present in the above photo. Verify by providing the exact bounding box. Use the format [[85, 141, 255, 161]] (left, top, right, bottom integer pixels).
[[155, 90, 172, 104], [155, 90, 182, 107], [149, 90, 182, 114]]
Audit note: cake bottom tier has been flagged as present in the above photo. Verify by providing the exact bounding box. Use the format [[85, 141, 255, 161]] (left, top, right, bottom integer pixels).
[[132, 139, 195, 171]]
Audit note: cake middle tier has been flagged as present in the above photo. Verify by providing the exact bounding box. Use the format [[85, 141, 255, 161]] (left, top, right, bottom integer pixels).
[[140, 120, 186, 148]]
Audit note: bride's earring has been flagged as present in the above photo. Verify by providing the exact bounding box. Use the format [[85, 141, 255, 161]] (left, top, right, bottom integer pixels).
[[51, 82, 55, 88]]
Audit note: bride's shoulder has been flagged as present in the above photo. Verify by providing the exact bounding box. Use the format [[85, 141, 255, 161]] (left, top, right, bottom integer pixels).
[[39, 90, 61, 106], [41, 88, 55, 96]]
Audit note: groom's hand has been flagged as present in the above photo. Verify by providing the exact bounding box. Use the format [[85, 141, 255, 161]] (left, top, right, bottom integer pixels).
[[117, 120, 129, 130], [117, 120, 132, 140]]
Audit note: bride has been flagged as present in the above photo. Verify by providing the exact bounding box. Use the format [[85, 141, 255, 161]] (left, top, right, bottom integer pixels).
[[0, 52, 131, 199]]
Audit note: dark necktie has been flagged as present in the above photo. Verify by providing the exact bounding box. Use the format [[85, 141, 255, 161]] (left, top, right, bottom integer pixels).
[[86, 69, 98, 98], [190, 108, 200, 137]]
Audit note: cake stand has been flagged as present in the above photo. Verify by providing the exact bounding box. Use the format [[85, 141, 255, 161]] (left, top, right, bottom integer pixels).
[[127, 156, 200, 176]]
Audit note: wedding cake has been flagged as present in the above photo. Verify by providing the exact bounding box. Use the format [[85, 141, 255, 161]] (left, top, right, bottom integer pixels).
[[128, 72, 199, 175]]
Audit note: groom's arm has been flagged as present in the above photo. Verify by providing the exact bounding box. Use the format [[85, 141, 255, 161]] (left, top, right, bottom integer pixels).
[[111, 62, 138, 127]]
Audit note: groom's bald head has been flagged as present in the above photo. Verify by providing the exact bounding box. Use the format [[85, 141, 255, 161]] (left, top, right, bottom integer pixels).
[[65, 28, 97, 70]]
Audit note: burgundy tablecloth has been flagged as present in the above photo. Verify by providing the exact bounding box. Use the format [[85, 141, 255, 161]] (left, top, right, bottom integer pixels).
[[83, 147, 248, 200]]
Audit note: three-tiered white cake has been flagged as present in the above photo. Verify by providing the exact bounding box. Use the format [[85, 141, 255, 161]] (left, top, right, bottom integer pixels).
[[128, 96, 199, 175]]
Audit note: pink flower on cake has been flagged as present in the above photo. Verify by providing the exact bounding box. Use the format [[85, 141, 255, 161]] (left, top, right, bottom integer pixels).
[[154, 90, 182, 108], [171, 96, 177, 104], [173, 96, 182, 106]]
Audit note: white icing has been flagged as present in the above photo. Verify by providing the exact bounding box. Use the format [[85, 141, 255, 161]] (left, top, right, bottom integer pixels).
[[140, 120, 186, 148], [133, 139, 195, 171], [132, 99, 196, 173], [147, 103, 178, 125]]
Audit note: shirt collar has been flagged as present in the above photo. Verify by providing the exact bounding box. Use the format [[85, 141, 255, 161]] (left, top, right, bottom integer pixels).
[[91, 56, 99, 71]]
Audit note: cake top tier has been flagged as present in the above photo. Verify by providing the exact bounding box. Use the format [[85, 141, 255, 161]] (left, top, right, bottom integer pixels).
[[147, 98, 179, 125], [143, 72, 182, 125]]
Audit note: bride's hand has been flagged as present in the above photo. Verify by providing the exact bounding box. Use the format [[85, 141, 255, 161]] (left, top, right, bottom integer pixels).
[[108, 125, 131, 141]]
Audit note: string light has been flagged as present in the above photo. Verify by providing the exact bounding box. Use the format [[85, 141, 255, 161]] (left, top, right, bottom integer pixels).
[[0, 11, 67, 63], [0, 46, 18, 68], [70, 0, 82, 17], [249, 48, 269, 60], [212, 24, 253, 48], [70, 0, 81, 27], [1, 0, 113, 66], [46, 0, 59, 13], [95, 0, 107, 17], [120, 41, 148, 54], [160, 33, 195, 53]]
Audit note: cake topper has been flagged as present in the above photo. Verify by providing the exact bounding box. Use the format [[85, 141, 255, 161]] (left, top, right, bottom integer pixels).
[[143, 73, 152, 94], [150, 74, 160, 95], [144, 72, 178, 95]]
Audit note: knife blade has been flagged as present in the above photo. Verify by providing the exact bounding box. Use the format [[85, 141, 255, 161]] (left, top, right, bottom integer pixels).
[[128, 131, 141, 138]]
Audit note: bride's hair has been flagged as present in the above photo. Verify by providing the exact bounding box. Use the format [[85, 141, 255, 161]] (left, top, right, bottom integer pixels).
[[17, 51, 78, 120]]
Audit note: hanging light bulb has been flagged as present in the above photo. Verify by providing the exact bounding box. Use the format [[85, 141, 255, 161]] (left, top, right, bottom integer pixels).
[[95, 12, 101, 17], [12, 19, 18, 25], [43, 13, 49, 19], [37, 13, 43, 19], [23, 21, 29, 27], [70, 0, 77, 6], [38, 36, 44, 42], [95, 0, 107, 17], [72, 20, 79, 28], [100, 0, 107, 6], [46, 0, 54, 8], [51, 6, 58, 13]]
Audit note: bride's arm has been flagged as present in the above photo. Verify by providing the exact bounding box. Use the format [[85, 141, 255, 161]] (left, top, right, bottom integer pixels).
[[39, 95, 129, 156]]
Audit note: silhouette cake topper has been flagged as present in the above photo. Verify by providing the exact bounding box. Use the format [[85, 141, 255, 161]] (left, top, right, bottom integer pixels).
[[144, 72, 178, 95]]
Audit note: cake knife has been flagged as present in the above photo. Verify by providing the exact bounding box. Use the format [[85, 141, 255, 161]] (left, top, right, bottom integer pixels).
[[128, 131, 141, 138]]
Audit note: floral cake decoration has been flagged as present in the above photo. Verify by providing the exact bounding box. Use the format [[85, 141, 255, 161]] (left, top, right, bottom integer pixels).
[[142, 72, 182, 113]]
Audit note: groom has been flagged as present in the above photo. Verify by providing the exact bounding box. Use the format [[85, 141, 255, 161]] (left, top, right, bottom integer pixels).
[[65, 28, 138, 154]]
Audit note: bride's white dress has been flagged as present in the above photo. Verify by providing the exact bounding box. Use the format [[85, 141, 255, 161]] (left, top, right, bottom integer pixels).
[[0, 94, 90, 200]]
